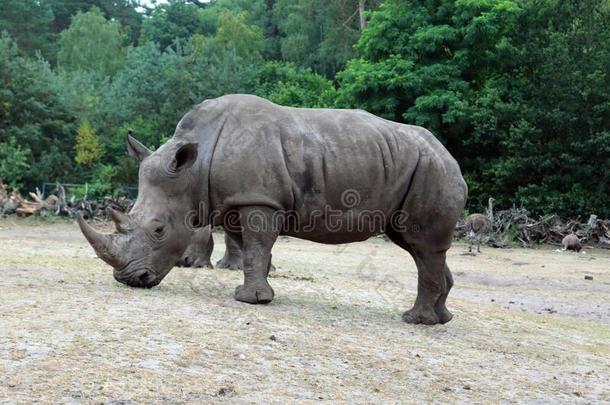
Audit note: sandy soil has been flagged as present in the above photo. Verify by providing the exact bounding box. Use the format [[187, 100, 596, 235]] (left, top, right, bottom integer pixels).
[[0, 218, 608, 403]]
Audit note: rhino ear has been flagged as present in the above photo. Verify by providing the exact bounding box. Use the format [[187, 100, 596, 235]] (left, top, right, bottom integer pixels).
[[126, 130, 152, 161], [171, 143, 198, 172]]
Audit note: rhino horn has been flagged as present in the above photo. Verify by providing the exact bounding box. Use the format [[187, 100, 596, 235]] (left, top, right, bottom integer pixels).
[[76, 212, 124, 268], [107, 207, 129, 233]]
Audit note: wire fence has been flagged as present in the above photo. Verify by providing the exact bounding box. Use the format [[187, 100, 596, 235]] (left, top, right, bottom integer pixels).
[[40, 182, 138, 200]]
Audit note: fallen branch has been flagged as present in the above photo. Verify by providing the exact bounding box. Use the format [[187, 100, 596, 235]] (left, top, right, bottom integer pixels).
[[455, 205, 610, 248]]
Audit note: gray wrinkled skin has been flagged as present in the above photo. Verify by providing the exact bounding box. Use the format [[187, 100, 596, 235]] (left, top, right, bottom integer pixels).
[[78, 94, 467, 325]]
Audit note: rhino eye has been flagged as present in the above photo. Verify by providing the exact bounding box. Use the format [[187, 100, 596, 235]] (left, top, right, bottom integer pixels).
[[148, 220, 166, 241]]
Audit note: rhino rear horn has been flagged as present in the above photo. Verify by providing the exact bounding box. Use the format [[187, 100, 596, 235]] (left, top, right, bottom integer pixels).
[[126, 130, 152, 161], [76, 212, 124, 268], [107, 207, 130, 233]]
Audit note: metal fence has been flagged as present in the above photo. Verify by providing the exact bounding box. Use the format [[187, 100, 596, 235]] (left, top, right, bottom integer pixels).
[[40, 183, 138, 200]]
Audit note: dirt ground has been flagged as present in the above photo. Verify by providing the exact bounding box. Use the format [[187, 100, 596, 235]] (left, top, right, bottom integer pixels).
[[0, 218, 608, 403]]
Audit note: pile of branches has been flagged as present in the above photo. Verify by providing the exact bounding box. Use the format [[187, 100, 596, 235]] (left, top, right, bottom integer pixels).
[[456, 206, 610, 249], [0, 182, 133, 220]]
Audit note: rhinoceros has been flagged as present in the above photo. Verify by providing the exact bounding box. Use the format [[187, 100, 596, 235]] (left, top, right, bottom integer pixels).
[[77, 94, 467, 325]]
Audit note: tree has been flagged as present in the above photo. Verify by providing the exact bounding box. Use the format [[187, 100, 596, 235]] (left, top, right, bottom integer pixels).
[[273, 0, 379, 77], [0, 33, 78, 188], [49, 0, 143, 45], [139, 0, 205, 50], [487, 0, 610, 216], [58, 7, 126, 75], [253, 61, 336, 107], [215, 10, 265, 60], [358, 0, 367, 31], [102, 35, 259, 136], [199, 0, 278, 57], [75, 120, 104, 166], [0, 0, 55, 59], [0, 137, 31, 188]]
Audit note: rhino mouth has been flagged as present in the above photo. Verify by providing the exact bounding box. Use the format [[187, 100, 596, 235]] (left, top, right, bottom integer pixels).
[[113, 267, 161, 289]]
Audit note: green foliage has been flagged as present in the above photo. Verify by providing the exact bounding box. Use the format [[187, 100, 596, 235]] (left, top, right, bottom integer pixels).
[[49, 0, 143, 44], [55, 69, 109, 123], [338, 0, 521, 128], [88, 163, 119, 198], [0, 33, 77, 188], [140, 1, 206, 50], [58, 7, 126, 75], [200, 0, 277, 57], [273, 0, 366, 77], [215, 10, 265, 60], [0, 0, 55, 59], [103, 39, 258, 136], [487, 0, 610, 217], [75, 120, 103, 166], [0, 137, 31, 188], [253, 62, 337, 108], [99, 119, 160, 187]]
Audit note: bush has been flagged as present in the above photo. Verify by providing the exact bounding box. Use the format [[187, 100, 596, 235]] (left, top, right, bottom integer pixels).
[[0, 137, 31, 188], [253, 61, 337, 108]]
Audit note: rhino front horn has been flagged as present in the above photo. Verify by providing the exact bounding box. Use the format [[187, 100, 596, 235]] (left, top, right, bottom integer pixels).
[[76, 212, 124, 268]]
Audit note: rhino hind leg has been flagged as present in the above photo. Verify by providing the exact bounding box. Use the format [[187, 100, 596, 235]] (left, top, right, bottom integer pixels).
[[386, 229, 454, 325], [434, 264, 454, 324], [232, 206, 278, 305], [403, 249, 451, 325]]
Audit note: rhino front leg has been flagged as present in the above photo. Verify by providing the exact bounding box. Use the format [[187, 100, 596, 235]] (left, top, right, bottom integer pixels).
[[177, 226, 214, 268], [233, 206, 279, 305], [216, 232, 243, 270]]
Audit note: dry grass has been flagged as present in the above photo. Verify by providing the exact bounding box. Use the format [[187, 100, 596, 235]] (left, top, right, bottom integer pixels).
[[0, 219, 608, 403]]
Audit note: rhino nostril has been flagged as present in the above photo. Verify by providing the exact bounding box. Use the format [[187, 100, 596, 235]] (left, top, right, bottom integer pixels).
[[137, 271, 156, 287]]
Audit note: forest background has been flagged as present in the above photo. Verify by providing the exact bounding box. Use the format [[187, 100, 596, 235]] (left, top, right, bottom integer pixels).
[[0, 0, 609, 217]]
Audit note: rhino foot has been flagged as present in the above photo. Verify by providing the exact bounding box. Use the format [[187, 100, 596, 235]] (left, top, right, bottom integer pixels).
[[402, 306, 440, 325], [234, 282, 274, 304], [220, 260, 276, 272], [434, 304, 454, 324], [216, 257, 242, 271], [177, 255, 213, 268]]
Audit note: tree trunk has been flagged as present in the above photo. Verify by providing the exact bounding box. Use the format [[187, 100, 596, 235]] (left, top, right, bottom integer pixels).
[[358, 0, 367, 31]]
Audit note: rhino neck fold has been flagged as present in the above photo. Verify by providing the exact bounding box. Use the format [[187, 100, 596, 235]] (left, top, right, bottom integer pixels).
[[181, 103, 231, 226]]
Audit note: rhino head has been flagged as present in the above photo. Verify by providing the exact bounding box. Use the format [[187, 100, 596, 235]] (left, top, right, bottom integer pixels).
[[77, 134, 201, 288]]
